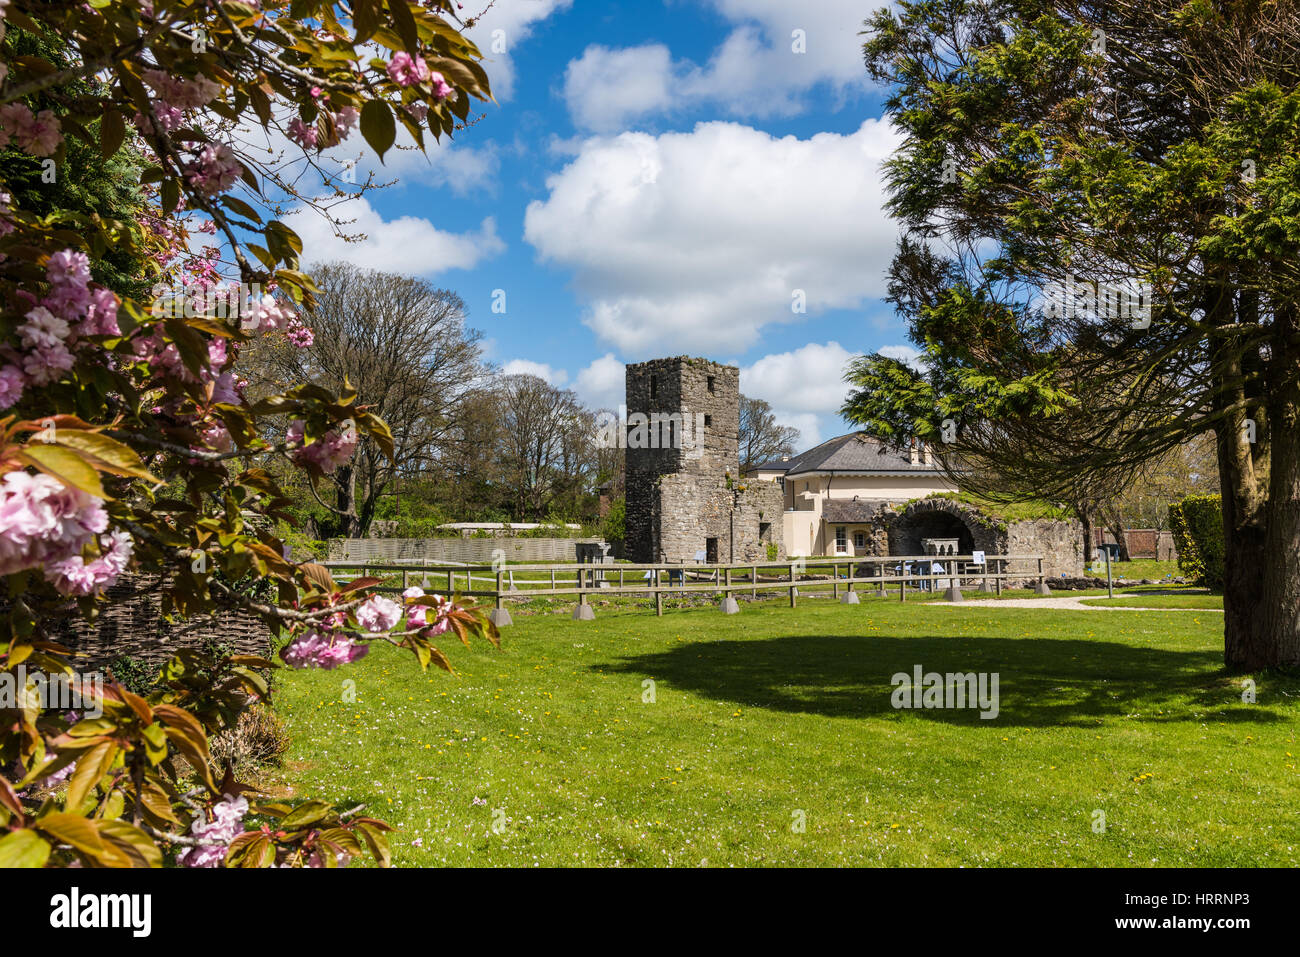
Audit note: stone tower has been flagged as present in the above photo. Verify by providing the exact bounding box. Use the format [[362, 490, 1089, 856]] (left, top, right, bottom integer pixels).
[[624, 357, 784, 564]]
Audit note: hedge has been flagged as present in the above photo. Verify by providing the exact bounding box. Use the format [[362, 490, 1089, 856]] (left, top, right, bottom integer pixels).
[[1168, 494, 1225, 590]]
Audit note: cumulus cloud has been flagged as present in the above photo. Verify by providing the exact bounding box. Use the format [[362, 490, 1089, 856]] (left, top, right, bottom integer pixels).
[[563, 45, 676, 133], [739, 342, 855, 448], [287, 198, 505, 276], [523, 120, 901, 355], [877, 343, 926, 371], [500, 359, 569, 385], [574, 353, 626, 410], [562, 0, 872, 130]]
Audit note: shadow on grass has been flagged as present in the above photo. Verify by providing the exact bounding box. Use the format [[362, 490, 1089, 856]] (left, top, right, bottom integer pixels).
[[596, 634, 1287, 728]]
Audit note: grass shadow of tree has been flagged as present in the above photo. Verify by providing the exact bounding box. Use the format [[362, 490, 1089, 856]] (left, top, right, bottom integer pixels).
[[596, 634, 1290, 728]]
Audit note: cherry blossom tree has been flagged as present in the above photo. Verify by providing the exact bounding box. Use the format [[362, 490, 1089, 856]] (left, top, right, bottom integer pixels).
[[0, 0, 499, 868]]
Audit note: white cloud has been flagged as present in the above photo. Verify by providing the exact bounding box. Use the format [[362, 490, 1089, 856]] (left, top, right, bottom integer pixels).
[[878, 343, 925, 371], [740, 342, 854, 414], [523, 120, 901, 355], [740, 341, 857, 450], [573, 353, 626, 410], [466, 0, 573, 101], [562, 0, 872, 130], [288, 198, 505, 276], [500, 359, 569, 385], [563, 45, 676, 134]]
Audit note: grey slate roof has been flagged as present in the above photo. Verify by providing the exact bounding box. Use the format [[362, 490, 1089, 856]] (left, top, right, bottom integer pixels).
[[781, 433, 941, 477]]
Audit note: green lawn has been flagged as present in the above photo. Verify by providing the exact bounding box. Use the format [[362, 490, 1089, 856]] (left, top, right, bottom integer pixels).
[[268, 596, 1299, 867], [1086, 558, 1183, 580], [1080, 594, 1224, 610]]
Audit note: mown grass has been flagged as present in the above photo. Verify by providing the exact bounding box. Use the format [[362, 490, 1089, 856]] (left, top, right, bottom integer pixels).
[[1080, 594, 1224, 610], [1086, 558, 1185, 581], [269, 595, 1299, 867]]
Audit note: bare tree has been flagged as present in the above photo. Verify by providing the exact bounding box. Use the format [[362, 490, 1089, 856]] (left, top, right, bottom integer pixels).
[[496, 374, 594, 520], [739, 394, 801, 470], [245, 261, 485, 536]]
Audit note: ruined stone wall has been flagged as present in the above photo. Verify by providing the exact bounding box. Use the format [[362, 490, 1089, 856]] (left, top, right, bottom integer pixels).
[[649, 475, 785, 564], [1006, 518, 1084, 578]]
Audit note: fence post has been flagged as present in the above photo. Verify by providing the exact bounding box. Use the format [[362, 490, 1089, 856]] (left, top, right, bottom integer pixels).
[[832, 561, 840, 600], [720, 566, 739, 614], [489, 568, 512, 627], [752, 564, 758, 599], [789, 562, 797, 608], [654, 568, 663, 617], [573, 566, 594, 620]]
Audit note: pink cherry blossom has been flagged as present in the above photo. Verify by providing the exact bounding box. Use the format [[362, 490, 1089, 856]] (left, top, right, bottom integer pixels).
[[281, 629, 369, 670], [178, 794, 248, 868], [287, 419, 357, 475], [356, 595, 401, 632], [387, 52, 430, 87], [0, 365, 24, 409], [429, 71, 453, 100], [333, 106, 360, 138], [185, 143, 240, 195], [287, 117, 318, 149], [0, 471, 110, 577]]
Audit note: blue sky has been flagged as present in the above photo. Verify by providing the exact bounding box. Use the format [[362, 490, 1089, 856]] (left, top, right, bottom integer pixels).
[[290, 0, 917, 448]]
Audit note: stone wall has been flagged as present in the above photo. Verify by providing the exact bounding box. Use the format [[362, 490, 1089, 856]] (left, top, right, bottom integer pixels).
[[827, 496, 1083, 580], [1006, 518, 1084, 578]]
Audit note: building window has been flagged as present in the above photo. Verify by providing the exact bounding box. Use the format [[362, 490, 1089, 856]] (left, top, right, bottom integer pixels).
[[854, 532, 866, 548], [704, 414, 712, 427], [649, 375, 657, 399], [707, 375, 715, 393], [835, 526, 847, 551], [759, 522, 771, 542]]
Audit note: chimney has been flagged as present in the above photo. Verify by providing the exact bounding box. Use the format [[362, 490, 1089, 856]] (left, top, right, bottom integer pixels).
[[909, 439, 919, 465]]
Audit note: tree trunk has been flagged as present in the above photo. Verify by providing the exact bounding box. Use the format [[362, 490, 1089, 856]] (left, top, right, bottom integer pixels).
[[1076, 502, 1094, 570], [1105, 509, 1132, 563], [1220, 368, 1300, 670], [334, 462, 361, 538]]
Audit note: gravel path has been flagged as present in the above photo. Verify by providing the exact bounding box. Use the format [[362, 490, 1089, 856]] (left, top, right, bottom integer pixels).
[[930, 593, 1222, 612]]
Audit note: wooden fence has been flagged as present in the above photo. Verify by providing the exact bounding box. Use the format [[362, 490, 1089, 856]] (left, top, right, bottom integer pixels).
[[321, 554, 1049, 626]]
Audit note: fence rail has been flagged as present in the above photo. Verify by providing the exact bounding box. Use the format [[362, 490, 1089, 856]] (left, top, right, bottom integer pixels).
[[321, 554, 1051, 625]]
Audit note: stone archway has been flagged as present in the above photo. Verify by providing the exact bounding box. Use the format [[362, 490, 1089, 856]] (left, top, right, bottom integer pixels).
[[887, 498, 1004, 557]]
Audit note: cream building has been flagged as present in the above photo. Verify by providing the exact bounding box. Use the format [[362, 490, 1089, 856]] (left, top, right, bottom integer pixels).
[[746, 432, 958, 558]]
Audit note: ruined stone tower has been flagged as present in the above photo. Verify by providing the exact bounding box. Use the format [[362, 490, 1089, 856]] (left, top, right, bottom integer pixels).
[[624, 357, 784, 564]]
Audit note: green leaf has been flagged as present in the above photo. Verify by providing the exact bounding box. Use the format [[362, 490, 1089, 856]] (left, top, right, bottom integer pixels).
[[280, 799, 331, 830], [16, 444, 105, 498], [37, 812, 105, 858], [100, 108, 126, 159], [360, 100, 396, 159], [0, 830, 51, 868]]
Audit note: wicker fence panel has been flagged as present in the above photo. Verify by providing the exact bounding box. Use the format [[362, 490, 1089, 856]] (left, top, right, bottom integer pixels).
[[28, 574, 275, 673]]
